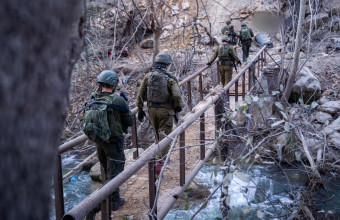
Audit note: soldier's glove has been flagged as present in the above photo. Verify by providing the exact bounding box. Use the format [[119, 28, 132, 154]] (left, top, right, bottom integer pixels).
[[237, 60, 241, 66], [138, 111, 146, 122], [120, 91, 129, 101], [206, 62, 211, 66], [174, 106, 182, 113]]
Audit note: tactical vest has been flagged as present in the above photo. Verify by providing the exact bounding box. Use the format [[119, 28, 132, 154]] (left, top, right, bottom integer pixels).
[[147, 71, 171, 108], [241, 28, 251, 41], [218, 45, 230, 60]]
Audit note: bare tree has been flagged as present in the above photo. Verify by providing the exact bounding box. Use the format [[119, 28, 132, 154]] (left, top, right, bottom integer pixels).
[[281, 0, 306, 104], [0, 0, 83, 219]]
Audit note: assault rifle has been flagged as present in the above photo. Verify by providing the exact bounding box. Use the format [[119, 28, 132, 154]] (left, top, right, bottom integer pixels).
[[229, 50, 238, 72]]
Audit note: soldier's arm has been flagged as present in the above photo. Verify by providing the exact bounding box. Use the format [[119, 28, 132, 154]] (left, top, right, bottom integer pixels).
[[136, 74, 149, 112], [250, 28, 254, 38], [116, 97, 134, 127], [208, 47, 219, 64], [230, 47, 240, 63], [169, 79, 183, 109]]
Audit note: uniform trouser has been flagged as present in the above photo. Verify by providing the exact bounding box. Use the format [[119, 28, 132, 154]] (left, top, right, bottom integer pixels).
[[218, 65, 233, 87], [96, 137, 125, 202], [148, 107, 174, 159], [241, 41, 251, 62]]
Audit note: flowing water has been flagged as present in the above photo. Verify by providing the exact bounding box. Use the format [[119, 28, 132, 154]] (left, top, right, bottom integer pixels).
[[50, 156, 340, 220]]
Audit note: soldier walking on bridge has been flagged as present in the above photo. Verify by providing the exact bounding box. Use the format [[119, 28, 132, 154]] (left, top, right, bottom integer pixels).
[[221, 19, 232, 35], [238, 22, 254, 63], [83, 70, 134, 216], [136, 52, 183, 175], [206, 36, 241, 87]]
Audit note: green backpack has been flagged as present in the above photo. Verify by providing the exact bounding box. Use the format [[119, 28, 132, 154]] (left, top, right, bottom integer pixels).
[[83, 94, 117, 143], [218, 45, 230, 60], [241, 28, 251, 40]]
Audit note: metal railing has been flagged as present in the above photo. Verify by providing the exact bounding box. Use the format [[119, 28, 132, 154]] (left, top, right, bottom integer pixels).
[[55, 45, 268, 220]]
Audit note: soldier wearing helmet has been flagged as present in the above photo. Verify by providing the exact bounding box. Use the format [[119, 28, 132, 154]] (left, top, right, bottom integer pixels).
[[136, 52, 183, 175], [85, 70, 134, 217], [206, 36, 241, 87], [238, 22, 254, 62], [221, 19, 232, 35], [227, 25, 238, 46]]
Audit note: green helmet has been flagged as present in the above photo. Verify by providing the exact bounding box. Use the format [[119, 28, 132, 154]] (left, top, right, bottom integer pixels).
[[241, 22, 247, 27], [97, 70, 119, 86], [226, 20, 232, 25], [229, 25, 234, 29], [221, 36, 230, 42], [155, 52, 172, 64]]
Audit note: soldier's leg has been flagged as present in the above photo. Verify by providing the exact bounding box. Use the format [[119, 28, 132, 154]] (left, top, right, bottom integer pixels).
[[148, 107, 160, 142], [242, 43, 247, 62], [107, 139, 126, 209], [225, 66, 233, 85], [96, 144, 107, 178], [219, 65, 225, 87], [157, 108, 174, 159], [246, 43, 250, 59]]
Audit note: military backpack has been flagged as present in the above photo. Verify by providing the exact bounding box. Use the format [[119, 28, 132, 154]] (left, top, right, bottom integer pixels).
[[147, 71, 171, 104], [218, 45, 230, 60], [241, 28, 252, 41], [83, 94, 118, 143]]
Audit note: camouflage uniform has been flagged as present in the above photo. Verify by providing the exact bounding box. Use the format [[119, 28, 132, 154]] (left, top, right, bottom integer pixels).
[[208, 43, 241, 87], [137, 69, 183, 159], [227, 26, 238, 46], [90, 91, 134, 203], [238, 26, 254, 62], [221, 20, 232, 35]]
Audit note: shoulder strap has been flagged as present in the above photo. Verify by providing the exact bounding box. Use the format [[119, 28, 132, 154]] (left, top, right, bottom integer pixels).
[[75, 94, 128, 114], [155, 68, 178, 83]]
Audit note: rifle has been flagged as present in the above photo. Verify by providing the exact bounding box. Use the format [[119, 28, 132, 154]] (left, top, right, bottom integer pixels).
[[229, 50, 238, 72]]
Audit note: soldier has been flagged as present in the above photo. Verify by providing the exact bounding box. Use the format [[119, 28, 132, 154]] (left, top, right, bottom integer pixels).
[[227, 25, 238, 46], [136, 52, 183, 175], [83, 70, 134, 217], [206, 36, 241, 87], [238, 22, 254, 62], [221, 19, 232, 35]]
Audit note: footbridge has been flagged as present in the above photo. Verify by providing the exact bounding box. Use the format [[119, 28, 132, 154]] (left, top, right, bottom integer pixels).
[[55, 45, 273, 220]]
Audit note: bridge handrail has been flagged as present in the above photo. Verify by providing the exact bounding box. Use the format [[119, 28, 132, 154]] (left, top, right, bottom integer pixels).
[[62, 45, 267, 220]]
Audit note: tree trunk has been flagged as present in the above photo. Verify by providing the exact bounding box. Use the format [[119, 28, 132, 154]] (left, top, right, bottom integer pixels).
[[0, 1, 83, 219], [281, 0, 306, 104]]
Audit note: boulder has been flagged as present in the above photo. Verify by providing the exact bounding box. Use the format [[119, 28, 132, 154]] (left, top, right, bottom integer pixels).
[[140, 39, 153, 49], [318, 101, 340, 114], [303, 13, 329, 29], [319, 96, 330, 105], [329, 132, 340, 147], [315, 111, 333, 124], [89, 162, 101, 182], [250, 97, 274, 128], [290, 67, 321, 103], [322, 116, 340, 136], [181, 1, 190, 11]]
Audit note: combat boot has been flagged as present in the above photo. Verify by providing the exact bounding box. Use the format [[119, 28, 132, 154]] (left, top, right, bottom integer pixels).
[[111, 197, 125, 211], [155, 160, 164, 176]]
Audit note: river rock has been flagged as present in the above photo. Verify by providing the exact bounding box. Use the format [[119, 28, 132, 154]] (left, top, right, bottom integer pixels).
[[318, 101, 340, 114], [315, 111, 333, 124], [181, 1, 190, 10], [322, 116, 340, 135], [329, 132, 340, 147], [290, 67, 321, 103], [303, 13, 329, 29], [140, 39, 153, 49], [185, 180, 211, 199], [89, 162, 102, 182], [319, 96, 330, 105], [250, 97, 274, 128]]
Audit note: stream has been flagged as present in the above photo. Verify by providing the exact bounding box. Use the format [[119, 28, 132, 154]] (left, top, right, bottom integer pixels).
[[50, 156, 340, 220]]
